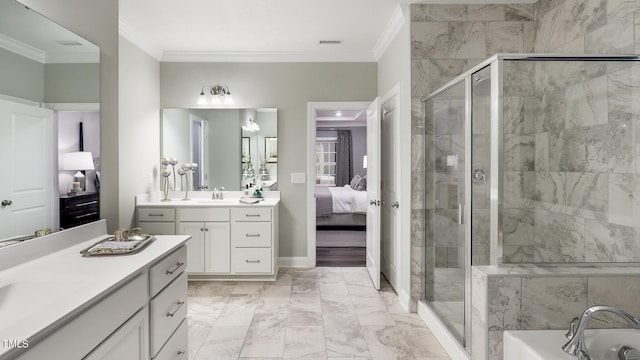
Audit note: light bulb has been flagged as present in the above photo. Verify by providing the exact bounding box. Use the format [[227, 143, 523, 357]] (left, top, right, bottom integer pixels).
[[197, 91, 207, 105]]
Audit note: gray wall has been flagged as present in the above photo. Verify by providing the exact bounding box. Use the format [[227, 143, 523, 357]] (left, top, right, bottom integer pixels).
[[118, 36, 160, 228], [0, 47, 44, 101], [161, 62, 377, 257], [206, 109, 241, 190], [20, 0, 119, 232], [45, 63, 100, 103]]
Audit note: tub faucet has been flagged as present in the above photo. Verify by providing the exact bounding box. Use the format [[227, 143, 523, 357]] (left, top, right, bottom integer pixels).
[[563, 305, 640, 358]]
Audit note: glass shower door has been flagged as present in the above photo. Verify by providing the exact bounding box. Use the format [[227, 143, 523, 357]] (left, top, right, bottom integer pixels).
[[425, 80, 466, 344]]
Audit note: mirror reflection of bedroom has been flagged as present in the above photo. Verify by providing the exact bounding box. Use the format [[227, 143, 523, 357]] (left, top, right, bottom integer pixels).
[[315, 109, 367, 266]]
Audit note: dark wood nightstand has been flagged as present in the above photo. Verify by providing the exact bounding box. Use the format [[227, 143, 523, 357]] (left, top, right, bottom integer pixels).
[[60, 192, 100, 229]]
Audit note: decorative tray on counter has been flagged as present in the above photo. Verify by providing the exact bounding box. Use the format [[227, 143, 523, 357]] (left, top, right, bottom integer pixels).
[[80, 234, 155, 256]]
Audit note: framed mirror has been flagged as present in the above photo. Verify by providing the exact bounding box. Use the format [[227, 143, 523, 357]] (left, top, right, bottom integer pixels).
[[0, 0, 100, 242], [162, 108, 277, 191]]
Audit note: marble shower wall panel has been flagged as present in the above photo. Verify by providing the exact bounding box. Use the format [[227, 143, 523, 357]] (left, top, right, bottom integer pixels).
[[502, 58, 640, 264]]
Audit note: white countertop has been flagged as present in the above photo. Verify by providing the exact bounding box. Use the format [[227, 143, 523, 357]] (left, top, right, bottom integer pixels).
[[136, 191, 280, 208], [0, 222, 189, 358]]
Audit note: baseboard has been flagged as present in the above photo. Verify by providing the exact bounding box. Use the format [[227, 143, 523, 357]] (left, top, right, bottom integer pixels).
[[397, 288, 411, 313], [278, 256, 309, 268], [417, 301, 469, 360]]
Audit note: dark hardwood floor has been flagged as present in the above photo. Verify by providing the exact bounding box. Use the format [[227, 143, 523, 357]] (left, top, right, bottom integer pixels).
[[316, 247, 365, 267]]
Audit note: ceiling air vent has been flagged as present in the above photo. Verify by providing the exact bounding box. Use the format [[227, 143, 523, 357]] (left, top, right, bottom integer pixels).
[[56, 40, 83, 46], [318, 40, 343, 45]]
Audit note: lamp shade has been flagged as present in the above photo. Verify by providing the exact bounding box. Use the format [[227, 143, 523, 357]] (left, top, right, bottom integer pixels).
[[63, 151, 94, 171]]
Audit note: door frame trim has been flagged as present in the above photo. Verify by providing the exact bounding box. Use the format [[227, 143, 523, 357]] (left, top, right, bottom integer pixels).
[[306, 101, 371, 267]]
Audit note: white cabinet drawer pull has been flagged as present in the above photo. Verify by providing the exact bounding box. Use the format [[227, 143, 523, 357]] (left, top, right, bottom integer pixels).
[[245, 214, 261, 217], [245, 233, 261, 237], [166, 300, 185, 317], [166, 262, 185, 275], [177, 350, 186, 360], [245, 259, 261, 263], [148, 213, 164, 217]]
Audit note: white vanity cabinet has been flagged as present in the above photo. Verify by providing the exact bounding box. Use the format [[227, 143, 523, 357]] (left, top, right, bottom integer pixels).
[[136, 199, 280, 280], [11, 244, 188, 360], [177, 208, 231, 274]]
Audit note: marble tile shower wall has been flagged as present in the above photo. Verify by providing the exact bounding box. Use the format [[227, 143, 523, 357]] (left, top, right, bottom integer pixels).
[[502, 59, 640, 263], [410, 3, 537, 308], [411, 0, 640, 305]]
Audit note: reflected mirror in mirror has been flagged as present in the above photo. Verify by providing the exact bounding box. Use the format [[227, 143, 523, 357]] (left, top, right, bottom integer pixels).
[[0, 0, 100, 243], [162, 108, 277, 191]]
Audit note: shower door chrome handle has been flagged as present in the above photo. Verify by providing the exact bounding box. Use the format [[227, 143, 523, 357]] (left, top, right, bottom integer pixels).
[[458, 204, 464, 225]]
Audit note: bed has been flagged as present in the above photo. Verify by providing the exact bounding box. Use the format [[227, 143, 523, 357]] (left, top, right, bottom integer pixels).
[[315, 185, 367, 228]]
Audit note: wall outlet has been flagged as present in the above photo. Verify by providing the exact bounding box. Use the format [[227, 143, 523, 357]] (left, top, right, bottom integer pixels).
[[291, 173, 306, 184]]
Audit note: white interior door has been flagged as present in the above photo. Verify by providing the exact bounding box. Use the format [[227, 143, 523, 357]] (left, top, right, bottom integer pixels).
[[366, 97, 381, 289], [381, 96, 399, 290], [0, 99, 54, 239]]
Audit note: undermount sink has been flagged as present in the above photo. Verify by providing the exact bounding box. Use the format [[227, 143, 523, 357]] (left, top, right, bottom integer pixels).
[[504, 329, 640, 360]]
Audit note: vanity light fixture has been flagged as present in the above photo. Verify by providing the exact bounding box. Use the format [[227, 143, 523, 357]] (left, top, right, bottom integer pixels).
[[242, 117, 260, 132], [197, 84, 233, 105]]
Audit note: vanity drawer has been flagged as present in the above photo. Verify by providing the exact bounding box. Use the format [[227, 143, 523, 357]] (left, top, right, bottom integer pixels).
[[139, 208, 175, 222], [232, 222, 271, 247], [138, 221, 175, 235], [153, 318, 187, 360], [232, 248, 272, 273], [177, 207, 229, 222], [231, 208, 271, 222], [150, 272, 188, 357], [150, 246, 187, 297]]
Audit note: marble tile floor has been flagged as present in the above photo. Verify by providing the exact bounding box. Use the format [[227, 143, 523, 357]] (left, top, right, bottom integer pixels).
[[187, 267, 452, 360]]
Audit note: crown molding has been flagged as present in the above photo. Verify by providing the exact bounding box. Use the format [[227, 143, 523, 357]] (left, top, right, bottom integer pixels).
[[0, 33, 45, 63], [161, 50, 376, 63], [118, 19, 163, 60], [373, 5, 406, 61]]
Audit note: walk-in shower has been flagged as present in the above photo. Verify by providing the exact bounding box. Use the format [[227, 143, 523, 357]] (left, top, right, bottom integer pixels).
[[421, 54, 640, 353]]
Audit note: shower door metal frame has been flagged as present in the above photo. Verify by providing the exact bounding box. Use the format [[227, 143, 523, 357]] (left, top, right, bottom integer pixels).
[[489, 60, 503, 266]]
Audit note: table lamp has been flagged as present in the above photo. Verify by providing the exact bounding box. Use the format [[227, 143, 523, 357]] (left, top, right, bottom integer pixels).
[[63, 151, 94, 193]]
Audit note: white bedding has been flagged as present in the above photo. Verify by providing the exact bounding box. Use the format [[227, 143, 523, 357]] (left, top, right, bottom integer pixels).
[[327, 185, 368, 214]]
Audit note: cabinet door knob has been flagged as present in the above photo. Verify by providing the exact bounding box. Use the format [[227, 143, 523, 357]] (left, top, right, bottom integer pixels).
[[1, 200, 12, 207], [200, 228, 204, 231]]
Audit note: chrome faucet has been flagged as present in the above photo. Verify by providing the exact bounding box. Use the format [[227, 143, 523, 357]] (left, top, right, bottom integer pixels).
[[211, 186, 225, 200], [563, 305, 640, 358]]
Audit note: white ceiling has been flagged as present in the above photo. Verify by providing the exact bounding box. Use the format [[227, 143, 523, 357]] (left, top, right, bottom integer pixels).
[[316, 109, 367, 128], [0, 0, 99, 63], [120, 0, 410, 62], [120, 0, 535, 62]]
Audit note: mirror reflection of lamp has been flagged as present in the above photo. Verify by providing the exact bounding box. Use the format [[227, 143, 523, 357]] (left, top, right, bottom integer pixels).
[[63, 151, 94, 193]]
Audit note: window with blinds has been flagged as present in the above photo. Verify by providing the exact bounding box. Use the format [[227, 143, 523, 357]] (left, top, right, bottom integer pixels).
[[315, 138, 337, 185]]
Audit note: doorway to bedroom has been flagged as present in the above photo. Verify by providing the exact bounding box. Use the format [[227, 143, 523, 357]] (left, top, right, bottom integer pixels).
[[314, 107, 368, 267]]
